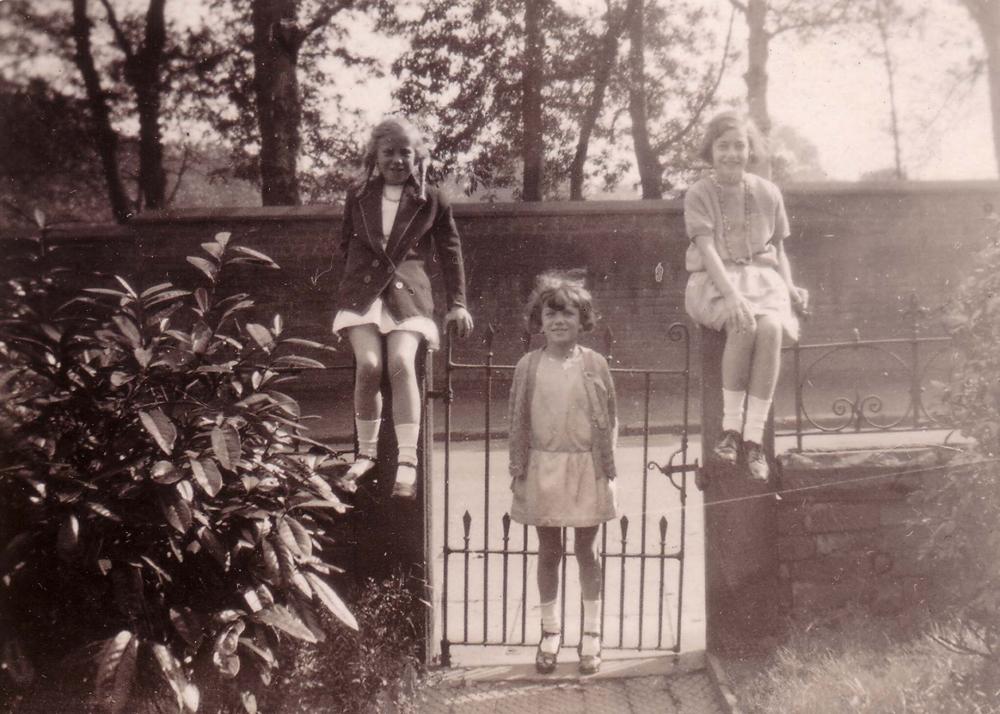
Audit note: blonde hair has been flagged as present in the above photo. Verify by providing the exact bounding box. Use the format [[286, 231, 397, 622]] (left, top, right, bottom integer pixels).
[[697, 111, 767, 167], [524, 270, 597, 334], [355, 116, 429, 198]]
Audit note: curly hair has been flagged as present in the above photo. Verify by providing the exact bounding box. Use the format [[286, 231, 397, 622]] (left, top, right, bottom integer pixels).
[[524, 270, 597, 334], [697, 110, 767, 167], [354, 116, 429, 197]]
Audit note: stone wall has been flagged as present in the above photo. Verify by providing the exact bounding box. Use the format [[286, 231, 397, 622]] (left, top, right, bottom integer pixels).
[[774, 447, 951, 616]]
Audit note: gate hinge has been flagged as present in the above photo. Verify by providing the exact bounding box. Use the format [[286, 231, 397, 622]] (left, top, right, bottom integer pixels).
[[426, 387, 453, 403]]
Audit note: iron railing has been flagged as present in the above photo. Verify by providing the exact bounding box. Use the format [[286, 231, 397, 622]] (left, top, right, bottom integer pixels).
[[778, 295, 956, 451]]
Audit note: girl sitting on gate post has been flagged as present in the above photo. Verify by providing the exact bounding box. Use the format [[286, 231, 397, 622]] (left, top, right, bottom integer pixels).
[[333, 116, 474, 498], [508, 271, 619, 675], [684, 111, 808, 481]]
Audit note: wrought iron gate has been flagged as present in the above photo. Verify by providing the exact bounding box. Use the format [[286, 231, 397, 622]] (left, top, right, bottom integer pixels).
[[431, 323, 696, 666]]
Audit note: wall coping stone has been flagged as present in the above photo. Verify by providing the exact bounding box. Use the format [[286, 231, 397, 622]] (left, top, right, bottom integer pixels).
[[4, 179, 997, 237]]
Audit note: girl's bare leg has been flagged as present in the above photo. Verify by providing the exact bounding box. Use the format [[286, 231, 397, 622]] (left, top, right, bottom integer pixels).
[[721, 324, 756, 392], [747, 315, 783, 401], [386, 330, 422, 424], [536, 527, 564, 663], [343, 325, 383, 487], [386, 330, 423, 496], [575, 526, 603, 663], [348, 324, 384, 420], [743, 314, 783, 480]]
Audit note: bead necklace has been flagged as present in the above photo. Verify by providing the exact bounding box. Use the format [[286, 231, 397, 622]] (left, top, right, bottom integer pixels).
[[711, 172, 752, 263], [382, 185, 403, 203]]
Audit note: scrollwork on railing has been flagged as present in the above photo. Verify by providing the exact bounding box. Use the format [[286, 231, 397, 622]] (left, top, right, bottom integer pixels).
[[781, 296, 957, 448]]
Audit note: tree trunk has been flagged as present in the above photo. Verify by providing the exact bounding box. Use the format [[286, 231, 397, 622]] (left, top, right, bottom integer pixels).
[[873, 0, 904, 179], [745, 0, 770, 134], [521, 0, 545, 202], [71, 0, 132, 223], [744, 0, 772, 177], [570, 6, 620, 200], [627, 0, 662, 199], [964, 0, 1000, 177], [252, 0, 302, 206], [131, 0, 168, 209]]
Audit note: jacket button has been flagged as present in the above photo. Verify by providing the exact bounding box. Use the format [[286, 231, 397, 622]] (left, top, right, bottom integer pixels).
[[372, 259, 380, 267], [363, 275, 371, 284], [394, 281, 403, 289]]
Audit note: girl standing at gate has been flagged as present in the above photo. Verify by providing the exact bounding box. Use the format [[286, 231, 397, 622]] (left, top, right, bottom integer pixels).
[[508, 271, 618, 675], [334, 116, 473, 498], [684, 111, 808, 481]]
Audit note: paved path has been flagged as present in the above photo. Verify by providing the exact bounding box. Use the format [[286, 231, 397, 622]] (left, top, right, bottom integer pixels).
[[415, 653, 727, 713]]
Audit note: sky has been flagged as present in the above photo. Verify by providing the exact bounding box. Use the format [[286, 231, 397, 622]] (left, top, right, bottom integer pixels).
[[349, 0, 996, 183], [751, 0, 994, 181], [10, 0, 996, 184]]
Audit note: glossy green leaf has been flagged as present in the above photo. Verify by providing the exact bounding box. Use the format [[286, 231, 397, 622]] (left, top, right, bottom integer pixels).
[[305, 573, 358, 631], [190, 458, 223, 497], [212, 424, 241, 471], [245, 323, 275, 352], [187, 256, 217, 283], [94, 630, 138, 714], [151, 460, 182, 484], [254, 605, 317, 643], [139, 409, 177, 455]]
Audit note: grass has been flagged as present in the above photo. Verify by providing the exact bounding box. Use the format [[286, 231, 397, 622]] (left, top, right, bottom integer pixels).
[[723, 610, 1000, 714]]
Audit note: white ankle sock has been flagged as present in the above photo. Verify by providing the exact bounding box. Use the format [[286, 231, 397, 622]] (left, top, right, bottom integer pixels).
[[394, 423, 420, 487], [743, 395, 771, 444], [581, 600, 601, 655], [722, 389, 746, 434], [395, 422, 419, 465], [355, 417, 380, 459], [540, 599, 561, 654]]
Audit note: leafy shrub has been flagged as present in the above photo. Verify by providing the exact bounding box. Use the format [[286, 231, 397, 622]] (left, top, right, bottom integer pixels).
[[0, 228, 357, 713], [917, 234, 1000, 666], [942, 239, 1000, 453], [276, 572, 423, 713]]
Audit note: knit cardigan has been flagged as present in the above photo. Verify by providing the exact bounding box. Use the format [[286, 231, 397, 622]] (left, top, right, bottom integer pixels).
[[507, 346, 618, 481]]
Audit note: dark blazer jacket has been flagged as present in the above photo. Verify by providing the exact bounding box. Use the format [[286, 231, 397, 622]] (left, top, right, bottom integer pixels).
[[337, 176, 467, 321]]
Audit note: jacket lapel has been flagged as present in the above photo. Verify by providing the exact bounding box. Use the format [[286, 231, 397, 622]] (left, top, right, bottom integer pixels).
[[385, 181, 426, 259], [356, 180, 389, 257]]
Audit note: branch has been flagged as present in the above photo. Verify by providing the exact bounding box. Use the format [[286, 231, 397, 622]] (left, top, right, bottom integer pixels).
[[302, 0, 353, 40], [657, 4, 737, 153], [770, 3, 855, 38], [166, 145, 192, 205], [99, 0, 135, 62], [728, 0, 748, 15]]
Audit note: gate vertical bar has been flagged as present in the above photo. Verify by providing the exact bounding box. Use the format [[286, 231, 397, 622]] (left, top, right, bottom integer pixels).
[[422, 353, 436, 664], [638, 372, 651, 649], [482, 327, 494, 640], [440, 331, 454, 666]]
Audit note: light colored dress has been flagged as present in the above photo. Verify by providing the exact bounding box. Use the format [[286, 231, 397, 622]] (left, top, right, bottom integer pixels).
[[510, 350, 618, 527], [332, 186, 441, 348], [683, 172, 799, 342]]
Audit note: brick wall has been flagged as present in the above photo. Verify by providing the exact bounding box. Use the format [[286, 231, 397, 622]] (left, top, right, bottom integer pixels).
[[5, 181, 997, 429], [774, 448, 950, 615]]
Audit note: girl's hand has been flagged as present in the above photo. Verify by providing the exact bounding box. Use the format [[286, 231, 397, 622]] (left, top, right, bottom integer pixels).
[[723, 292, 755, 334], [789, 285, 810, 315], [446, 306, 474, 338]]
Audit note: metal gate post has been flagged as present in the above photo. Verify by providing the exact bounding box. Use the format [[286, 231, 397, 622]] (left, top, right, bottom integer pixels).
[[421, 351, 437, 666]]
